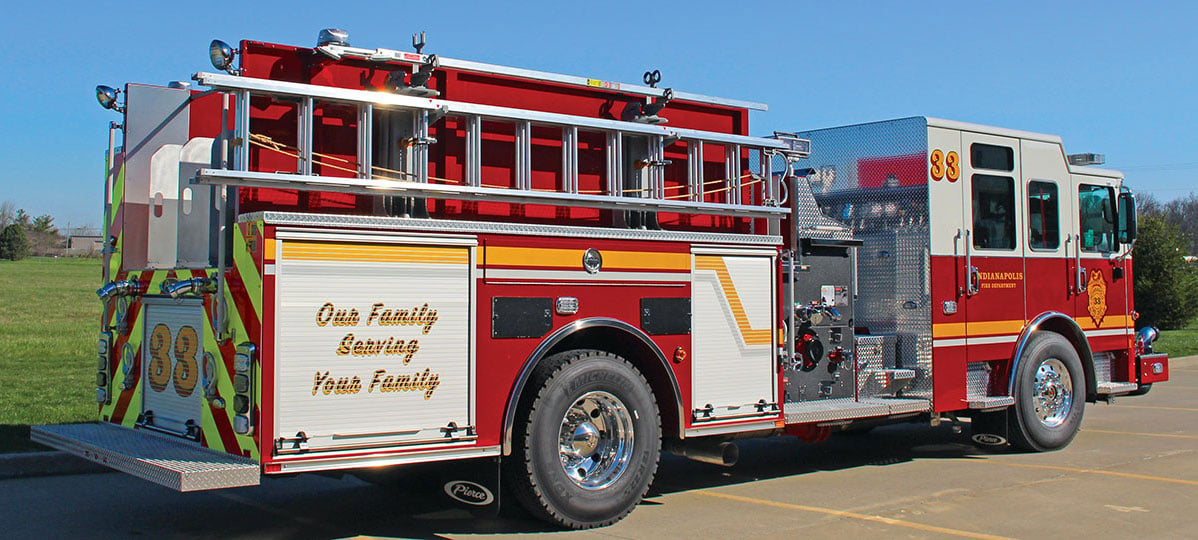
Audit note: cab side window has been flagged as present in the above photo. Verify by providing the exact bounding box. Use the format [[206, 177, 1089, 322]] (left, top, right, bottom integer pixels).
[[1027, 181, 1059, 250], [1078, 184, 1115, 252], [972, 174, 1015, 250]]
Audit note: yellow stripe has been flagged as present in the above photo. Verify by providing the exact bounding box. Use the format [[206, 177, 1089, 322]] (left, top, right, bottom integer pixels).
[[983, 460, 1198, 486], [695, 491, 1014, 540], [200, 313, 223, 452], [233, 223, 263, 321], [933, 315, 1134, 339], [284, 241, 469, 264], [107, 164, 125, 276], [695, 256, 773, 345], [221, 278, 259, 459], [933, 322, 967, 338], [485, 246, 689, 271], [1076, 314, 1134, 330], [103, 296, 144, 423]]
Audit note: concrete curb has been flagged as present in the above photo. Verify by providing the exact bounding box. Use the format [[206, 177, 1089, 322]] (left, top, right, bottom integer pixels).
[[0, 451, 111, 481]]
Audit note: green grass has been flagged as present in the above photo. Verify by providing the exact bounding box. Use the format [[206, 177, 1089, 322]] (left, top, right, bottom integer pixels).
[[1156, 320, 1198, 358], [0, 257, 100, 452]]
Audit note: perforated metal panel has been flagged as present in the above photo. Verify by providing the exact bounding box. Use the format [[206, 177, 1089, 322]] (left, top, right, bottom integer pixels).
[[795, 118, 934, 398]]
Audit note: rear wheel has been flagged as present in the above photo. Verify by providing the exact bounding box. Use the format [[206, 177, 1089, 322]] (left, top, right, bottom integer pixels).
[[1008, 333, 1085, 451], [505, 350, 661, 529]]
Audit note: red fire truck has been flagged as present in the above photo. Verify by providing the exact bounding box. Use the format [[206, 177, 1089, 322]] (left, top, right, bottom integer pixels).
[[34, 29, 1169, 529]]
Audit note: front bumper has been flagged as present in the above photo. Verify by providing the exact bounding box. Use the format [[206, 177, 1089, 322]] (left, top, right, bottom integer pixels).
[[1138, 352, 1170, 385]]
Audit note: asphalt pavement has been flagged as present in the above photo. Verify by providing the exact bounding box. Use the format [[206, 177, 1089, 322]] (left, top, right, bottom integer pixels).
[[1, 356, 1194, 539]]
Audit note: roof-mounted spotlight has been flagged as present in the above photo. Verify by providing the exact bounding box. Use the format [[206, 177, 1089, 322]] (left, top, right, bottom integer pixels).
[[95, 85, 124, 113], [623, 70, 673, 124], [387, 54, 441, 97], [771, 131, 812, 160], [623, 90, 674, 124], [209, 39, 240, 75], [318, 28, 350, 47], [315, 29, 350, 60]]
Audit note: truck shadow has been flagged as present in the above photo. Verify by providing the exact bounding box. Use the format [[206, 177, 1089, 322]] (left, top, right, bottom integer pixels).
[[298, 421, 996, 538]]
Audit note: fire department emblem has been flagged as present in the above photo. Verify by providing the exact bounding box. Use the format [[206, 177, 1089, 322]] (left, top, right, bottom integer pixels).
[[1087, 269, 1107, 327]]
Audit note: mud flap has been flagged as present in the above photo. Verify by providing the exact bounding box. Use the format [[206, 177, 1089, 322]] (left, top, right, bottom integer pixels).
[[970, 410, 1010, 448], [438, 456, 502, 517]]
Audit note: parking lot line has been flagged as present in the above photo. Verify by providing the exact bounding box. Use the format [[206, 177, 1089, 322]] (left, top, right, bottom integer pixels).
[[1111, 405, 1198, 412], [980, 461, 1198, 486], [694, 490, 1015, 540], [1083, 428, 1198, 440]]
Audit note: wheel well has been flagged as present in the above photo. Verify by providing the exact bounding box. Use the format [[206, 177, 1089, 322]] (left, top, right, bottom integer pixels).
[[546, 327, 681, 440], [1016, 316, 1096, 402]]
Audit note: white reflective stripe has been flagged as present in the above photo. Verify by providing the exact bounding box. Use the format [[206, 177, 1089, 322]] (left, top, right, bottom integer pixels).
[[933, 338, 966, 348], [1085, 328, 1130, 338], [263, 264, 276, 275], [933, 334, 1019, 348], [483, 268, 690, 282]]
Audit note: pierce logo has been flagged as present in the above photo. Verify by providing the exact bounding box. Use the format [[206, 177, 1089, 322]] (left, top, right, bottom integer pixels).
[[971, 433, 1008, 447], [443, 480, 494, 506]]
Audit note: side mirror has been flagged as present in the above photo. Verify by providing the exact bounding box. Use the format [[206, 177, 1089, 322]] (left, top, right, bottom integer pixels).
[[1118, 191, 1137, 244]]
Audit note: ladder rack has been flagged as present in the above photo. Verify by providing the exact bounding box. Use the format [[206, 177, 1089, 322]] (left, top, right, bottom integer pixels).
[[192, 71, 797, 220]]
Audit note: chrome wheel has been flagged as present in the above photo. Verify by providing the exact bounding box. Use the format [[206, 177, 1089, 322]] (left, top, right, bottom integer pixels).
[[558, 390, 635, 490], [1033, 358, 1073, 428]]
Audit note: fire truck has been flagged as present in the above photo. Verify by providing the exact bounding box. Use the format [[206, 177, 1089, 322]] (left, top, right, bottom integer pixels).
[[33, 29, 1169, 529]]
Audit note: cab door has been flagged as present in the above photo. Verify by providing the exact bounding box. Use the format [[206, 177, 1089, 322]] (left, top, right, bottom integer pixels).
[[960, 133, 1026, 362], [1020, 140, 1072, 327], [1070, 176, 1131, 366]]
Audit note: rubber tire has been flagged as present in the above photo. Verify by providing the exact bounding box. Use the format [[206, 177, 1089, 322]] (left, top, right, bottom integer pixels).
[[504, 350, 661, 529], [1008, 333, 1086, 451]]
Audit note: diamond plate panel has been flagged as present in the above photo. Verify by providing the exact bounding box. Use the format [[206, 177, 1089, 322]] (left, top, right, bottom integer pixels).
[[855, 335, 885, 397], [1093, 351, 1114, 385], [783, 397, 930, 424], [31, 423, 259, 492], [966, 362, 991, 401]]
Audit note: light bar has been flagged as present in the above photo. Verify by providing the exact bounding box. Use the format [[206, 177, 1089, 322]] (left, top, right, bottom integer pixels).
[[1068, 153, 1105, 166]]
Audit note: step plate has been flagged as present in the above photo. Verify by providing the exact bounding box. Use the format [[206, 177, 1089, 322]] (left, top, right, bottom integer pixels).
[[30, 423, 259, 492], [783, 398, 931, 424], [1097, 382, 1139, 395], [967, 396, 1015, 410]]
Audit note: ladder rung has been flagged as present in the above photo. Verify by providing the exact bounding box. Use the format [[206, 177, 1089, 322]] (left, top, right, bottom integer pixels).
[[196, 169, 789, 219]]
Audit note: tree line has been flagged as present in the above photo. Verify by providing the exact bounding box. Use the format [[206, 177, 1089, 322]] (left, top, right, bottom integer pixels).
[[1133, 193, 1198, 330], [0, 201, 79, 260]]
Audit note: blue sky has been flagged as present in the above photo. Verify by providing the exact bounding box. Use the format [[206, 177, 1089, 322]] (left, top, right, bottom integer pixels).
[[1, 1, 1194, 228]]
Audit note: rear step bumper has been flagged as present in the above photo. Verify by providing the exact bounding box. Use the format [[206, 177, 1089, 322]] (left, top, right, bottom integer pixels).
[[30, 423, 259, 492]]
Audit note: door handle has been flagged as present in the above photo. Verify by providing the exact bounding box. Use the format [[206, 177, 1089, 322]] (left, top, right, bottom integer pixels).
[[964, 229, 980, 296], [1074, 233, 1087, 294]]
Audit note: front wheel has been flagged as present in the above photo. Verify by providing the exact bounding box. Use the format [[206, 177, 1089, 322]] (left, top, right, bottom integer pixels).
[[505, 350, 661, 529], [1008, 333, 1086, 451]]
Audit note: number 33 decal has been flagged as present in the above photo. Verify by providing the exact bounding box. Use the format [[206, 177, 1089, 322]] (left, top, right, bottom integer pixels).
[[147, 323, 200, 397], [930, 149, 960, 182]]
